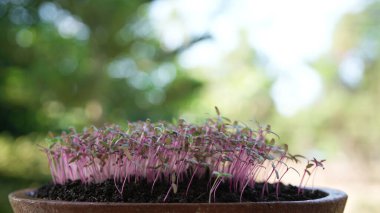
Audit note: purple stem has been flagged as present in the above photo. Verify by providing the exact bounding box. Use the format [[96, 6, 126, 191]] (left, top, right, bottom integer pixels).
[[186, 166, 199, 196]]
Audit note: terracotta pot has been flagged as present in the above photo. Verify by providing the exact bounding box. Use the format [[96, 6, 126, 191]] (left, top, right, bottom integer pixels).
[[9, 187, 347, 213]]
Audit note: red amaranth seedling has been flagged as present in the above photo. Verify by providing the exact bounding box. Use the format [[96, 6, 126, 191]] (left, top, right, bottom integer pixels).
[[298, 158, 326, 195], [41, 107, 325, 202]]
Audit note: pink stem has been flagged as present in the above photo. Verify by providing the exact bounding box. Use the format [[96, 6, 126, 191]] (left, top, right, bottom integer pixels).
[[186, 166, 199, 196], [163, 185, 172, 202]]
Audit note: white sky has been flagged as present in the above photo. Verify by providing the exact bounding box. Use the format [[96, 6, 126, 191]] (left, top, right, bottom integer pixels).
[[149, 0, 366, 116]]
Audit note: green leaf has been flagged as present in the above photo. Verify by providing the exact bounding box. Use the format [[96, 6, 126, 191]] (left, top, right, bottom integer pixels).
[[271, 162, 276, 169], [69, 155, 81, 163], [306, 170, 311, 175], [222, 156, 233, 162], [269, 138, 275, 145], [222, 116, 231, 123], [221, 172, 232, 178], [165, 137, 172, 144], [283, 144, 288, 152], [49, 142, 57, 149], [101, 141, 109, 148], [186, 134, 193, 143], [275, 169, 279, 179], [123, 147, 133, 160], [187, 159, 198, 164], [290, 167, 300, 176], [213, 171, 232, 178], [212, 171, 221, 176], [215, 106, 221, 116]]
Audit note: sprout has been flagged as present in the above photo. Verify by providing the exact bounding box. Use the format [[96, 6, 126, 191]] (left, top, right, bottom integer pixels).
[[42, 107, 324, 202]]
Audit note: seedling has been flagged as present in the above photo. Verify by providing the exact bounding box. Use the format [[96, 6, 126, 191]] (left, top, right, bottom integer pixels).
[[41, 107, 324, 202]]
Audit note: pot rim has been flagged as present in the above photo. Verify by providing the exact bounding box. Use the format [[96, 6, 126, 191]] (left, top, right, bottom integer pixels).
[[9, 187, 347, 206]]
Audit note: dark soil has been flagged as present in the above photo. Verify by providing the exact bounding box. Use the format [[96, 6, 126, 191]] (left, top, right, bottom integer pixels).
[[33, 176, 327, 203]]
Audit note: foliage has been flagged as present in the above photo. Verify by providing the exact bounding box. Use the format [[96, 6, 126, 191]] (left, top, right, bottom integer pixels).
[[42, 108, 324, 202], [0, 134, 49, 178], [0, 0, 202, 136]]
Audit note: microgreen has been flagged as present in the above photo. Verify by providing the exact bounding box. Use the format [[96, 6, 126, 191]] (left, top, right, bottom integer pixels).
[[41, 107, 325, 202]]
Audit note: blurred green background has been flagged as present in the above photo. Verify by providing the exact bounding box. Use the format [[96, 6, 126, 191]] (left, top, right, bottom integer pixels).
[[1, 0, 379, 212]]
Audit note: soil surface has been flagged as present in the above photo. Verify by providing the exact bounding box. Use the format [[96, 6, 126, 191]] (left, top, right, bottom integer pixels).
[[33, 176, 327, 203]]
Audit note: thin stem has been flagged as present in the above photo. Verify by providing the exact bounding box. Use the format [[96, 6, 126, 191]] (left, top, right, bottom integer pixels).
[[298, 170, 307, 195], [209, 176, 220, 203], [186, 166, 199, 196], [163, 185, 172, 202]]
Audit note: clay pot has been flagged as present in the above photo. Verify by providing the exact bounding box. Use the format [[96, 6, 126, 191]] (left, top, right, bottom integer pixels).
[[9, 187, 347, 213]]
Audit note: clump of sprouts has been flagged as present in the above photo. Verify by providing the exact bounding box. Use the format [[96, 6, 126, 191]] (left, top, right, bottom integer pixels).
[[41, 107, 325, 202]]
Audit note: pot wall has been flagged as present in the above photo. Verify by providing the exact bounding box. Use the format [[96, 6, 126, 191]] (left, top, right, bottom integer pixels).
[[9, 187, 347, 213]]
